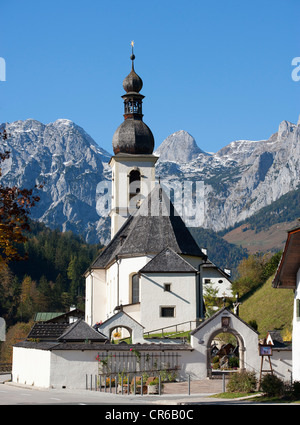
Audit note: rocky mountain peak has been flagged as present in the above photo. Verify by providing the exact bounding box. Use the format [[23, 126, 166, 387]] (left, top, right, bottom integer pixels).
[[154, 130, 208, 163], [278, 120, 296, 139], [1, 116, 300, 244]]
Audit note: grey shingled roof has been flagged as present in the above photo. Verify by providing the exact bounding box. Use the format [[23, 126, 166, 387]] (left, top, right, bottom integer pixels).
[[190, 307, 260, 336], [27, 322, 70, 340], [25, 319, 107, 343], [139, 247, 197, 273], [90, 184, 206, 269], [58, 319, 108, 342], [14, 340, 193, 352]]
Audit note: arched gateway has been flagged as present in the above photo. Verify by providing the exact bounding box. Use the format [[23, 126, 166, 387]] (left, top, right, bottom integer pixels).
[[189, 307, 260, 379], [95, 310, 147, 344], [206, 327, 245, 377]]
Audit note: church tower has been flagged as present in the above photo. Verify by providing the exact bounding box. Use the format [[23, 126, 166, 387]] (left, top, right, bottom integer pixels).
[[109, 43, 158, 238]]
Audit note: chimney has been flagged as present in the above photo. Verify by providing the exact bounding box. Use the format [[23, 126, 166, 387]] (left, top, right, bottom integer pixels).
[[224, 268, 231, 276]]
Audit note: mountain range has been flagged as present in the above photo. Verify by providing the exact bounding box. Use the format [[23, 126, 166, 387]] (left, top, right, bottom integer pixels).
[[1, 116, 300, 253]]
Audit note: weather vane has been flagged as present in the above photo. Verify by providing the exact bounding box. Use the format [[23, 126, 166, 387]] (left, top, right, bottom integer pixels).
[[130, 40, 135, 61]]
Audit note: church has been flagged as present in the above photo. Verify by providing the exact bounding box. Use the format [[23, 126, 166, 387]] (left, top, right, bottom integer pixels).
[[84, 47, 232, 335]]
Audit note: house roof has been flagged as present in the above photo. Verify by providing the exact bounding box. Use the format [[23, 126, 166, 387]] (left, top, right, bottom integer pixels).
[[272, 225, 300, 289], [190, 307, 259, 336], [24, 319, 108, 343], [200, 260, 231, 281], [34, 312, 64, 322], [34, 309, 85, 323], [139, 247, 197, 273], [14, 340, 193, 352], [89, 184, 206, 270], [27, 322, 70, 340], [58, 319, 107, 342], [266, 330, 289, 349], [95, 309, 145, 329]]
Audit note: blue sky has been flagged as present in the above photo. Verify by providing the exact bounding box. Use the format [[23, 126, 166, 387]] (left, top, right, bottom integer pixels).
[[1, 0, 299, 154]]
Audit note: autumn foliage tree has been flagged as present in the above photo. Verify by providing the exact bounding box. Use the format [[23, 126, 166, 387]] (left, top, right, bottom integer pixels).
[[0, 128, 41, 269], [233, 251, 282, 297]]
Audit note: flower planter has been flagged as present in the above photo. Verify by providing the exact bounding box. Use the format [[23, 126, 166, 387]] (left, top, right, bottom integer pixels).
[[147, 384, 159, 394], [117, 384, 129, 393]]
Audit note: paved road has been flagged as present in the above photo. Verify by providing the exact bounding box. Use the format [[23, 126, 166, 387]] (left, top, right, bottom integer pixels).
[[1, 382, 228, 405], [0, 382, 292, 407]]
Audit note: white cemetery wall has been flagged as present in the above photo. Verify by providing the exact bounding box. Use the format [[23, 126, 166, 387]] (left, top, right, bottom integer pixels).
[[12, 346, 51, 388]]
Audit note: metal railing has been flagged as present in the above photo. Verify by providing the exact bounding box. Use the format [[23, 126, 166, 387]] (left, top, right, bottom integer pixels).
[[86, 372, 166, 395], [86, 373, 227, 396], [0, 363, 12, 374], [143, 320, 199, 339]]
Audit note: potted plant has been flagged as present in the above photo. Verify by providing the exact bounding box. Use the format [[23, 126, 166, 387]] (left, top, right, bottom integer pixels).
[[117, 374, 129, 393], [130, 376, 148, 394], [147, 377, 161, 394]]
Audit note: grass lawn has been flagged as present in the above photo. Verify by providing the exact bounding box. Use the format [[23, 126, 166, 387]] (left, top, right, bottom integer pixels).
[[210, 392, 261, 399], [210, 392, 300, 403]]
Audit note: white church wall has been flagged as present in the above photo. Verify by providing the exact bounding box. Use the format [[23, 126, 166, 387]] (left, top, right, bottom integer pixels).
[[110, 156, 157, 238], [106, 263, 117, 318], [140, 273, 197, 333], [12, 346, 51, 388], [112, 255, 152, 306], [122, 303, 141, 325], [85, 273, 92, 325], [293, 268, 300, 381], [85, 269, 107, 326]]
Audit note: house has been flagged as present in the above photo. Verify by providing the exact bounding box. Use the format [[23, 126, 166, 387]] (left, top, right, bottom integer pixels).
[[272, 224, 300, 381], [34, 308, 84, 324], [85, 49, 233, 335], [201, 258, 232, 298]]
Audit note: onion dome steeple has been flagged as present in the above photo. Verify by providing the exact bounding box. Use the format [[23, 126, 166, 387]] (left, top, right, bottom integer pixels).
[[122, 45, 143, 95], [112, 42, 155, 155]]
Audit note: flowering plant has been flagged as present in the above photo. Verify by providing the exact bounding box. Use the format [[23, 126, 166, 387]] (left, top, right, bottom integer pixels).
[[130, 347, 141, 362], [96, 354, 111, 368]]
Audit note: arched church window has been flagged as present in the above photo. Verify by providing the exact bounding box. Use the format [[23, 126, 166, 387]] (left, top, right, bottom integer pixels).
[[129, 169, 141, 201], [131, 273, 139, 304]]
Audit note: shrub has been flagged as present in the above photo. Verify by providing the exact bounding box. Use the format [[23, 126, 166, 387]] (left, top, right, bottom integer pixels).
[[226, 370, 257, 393], [228, 356, 239, 369], [260, 374, 284, 397], [212, 356, 219, 364], [292, 381, 300, 399]]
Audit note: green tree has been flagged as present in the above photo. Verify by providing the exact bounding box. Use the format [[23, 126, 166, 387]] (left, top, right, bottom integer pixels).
[[67, 255, 82, 301], [232, 254, 265, 297], [0, 265, 20, 326], [17, 275, 39, 322], [204, 285, 219, 317], [37, 275, 52, 311]]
